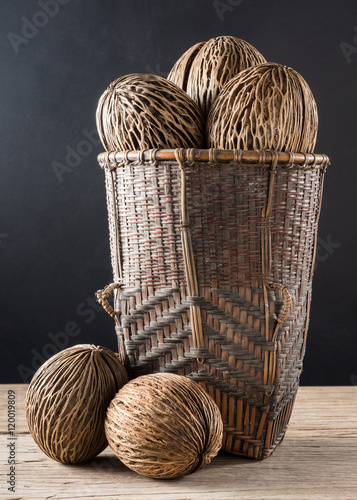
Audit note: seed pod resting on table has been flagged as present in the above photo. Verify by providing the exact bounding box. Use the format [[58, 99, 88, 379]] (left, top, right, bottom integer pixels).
[[26, 344, 128, 464], [105, 373, 223, 479]]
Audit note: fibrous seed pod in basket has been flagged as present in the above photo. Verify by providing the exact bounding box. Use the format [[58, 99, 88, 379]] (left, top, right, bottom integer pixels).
[[207, 62, 318, 153], [105, 373, 223, 479], [26, 344, 128, 464], [167, 41, 205, 91], [96, 73, 204, 151], [168, 36, 266, 117]]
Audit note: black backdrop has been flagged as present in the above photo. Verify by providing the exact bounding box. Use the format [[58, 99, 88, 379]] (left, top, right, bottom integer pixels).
[[1, 0, 356, 385]]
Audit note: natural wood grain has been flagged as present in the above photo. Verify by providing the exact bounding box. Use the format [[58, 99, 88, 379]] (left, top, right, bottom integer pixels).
[[1, 385, 356, 500]]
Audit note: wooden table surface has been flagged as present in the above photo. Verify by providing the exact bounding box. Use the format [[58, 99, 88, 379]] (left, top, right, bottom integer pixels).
[[1, 385, 356, 500]]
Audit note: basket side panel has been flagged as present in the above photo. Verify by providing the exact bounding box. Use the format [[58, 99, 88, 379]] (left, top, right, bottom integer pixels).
[[185, 164, 321, 292], [103, 158, 325, 458], [106, 163, 187, 288]]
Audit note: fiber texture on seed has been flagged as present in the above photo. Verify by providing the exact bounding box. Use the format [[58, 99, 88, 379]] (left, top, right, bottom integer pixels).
[[207, 62, 318, 153], [96, 73, 205, 152], [105, 373, 223, 479], [168, 36, 266, 117], [26, 344, 128, 464]]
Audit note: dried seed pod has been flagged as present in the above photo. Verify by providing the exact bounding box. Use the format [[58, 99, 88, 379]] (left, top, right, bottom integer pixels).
[[167, 41, 205, 91], [26, 344, 128, 464], [105, 373, 223, 479], [96, 73, 204, 151], [207, 62, 318, 153], [168, 36, 266, 117]]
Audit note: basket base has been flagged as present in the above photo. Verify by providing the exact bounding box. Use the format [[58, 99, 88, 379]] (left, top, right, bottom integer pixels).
[[127, 361, 297, 459], [221, 395, 295, 459]]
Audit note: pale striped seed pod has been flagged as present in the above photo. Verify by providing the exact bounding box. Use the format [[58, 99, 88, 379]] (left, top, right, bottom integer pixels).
[[207, 62, 318, 153], [96, 73, 205, 151], [167, 41, 205, 91], [105, 373, 223, 479], [26, 344, 128, 464], [168, 36, 266, 117]]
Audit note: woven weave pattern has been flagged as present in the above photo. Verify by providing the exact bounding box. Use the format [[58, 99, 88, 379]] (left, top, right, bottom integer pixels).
[[105, 163, 186, 287], [186, 164, 320, 288], [98, 149, 328, 459]]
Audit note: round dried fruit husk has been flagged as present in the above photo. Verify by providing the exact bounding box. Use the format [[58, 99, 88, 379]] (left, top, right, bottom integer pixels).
[[26, 344, 128, 464], [167, 41, 205, 91], [207, 62, 318, 153], [96, 73, 204, 151], [168, 36, 266, 117], [105, 372, 223, 479]]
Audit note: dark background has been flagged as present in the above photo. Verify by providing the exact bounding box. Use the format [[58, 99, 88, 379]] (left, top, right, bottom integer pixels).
[[1, 0, 356, 384]]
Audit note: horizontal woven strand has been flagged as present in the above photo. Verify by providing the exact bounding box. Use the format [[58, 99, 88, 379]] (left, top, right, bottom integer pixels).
[[99, 149, 330, 169]]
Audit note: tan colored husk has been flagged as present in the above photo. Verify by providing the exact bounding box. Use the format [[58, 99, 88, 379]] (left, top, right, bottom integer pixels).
[[26, 344, 128, 464], [170, 36, 266, 117], [105, 372, 223, 479], [167, 41, 205, 91], [96, 73, 204, 152], [207, 62, 318, 153]]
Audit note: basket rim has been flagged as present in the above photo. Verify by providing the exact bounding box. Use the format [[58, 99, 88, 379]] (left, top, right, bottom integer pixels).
[[98, 148, 330, 170]]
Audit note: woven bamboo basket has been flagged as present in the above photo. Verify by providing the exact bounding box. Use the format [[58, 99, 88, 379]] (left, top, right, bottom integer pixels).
[[97, 148, 329, 459]]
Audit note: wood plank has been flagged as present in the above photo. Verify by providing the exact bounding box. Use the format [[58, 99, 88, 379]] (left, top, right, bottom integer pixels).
[[288, 386, 357, 438], [1, 385, 356, 500]]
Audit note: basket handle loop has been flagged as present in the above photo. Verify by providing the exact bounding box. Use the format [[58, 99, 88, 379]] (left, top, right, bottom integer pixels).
[[267, 284, 292, 341], [96, 282, 122, 326], [264, 284, 292, 393], [96, 282, 130, 370]]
